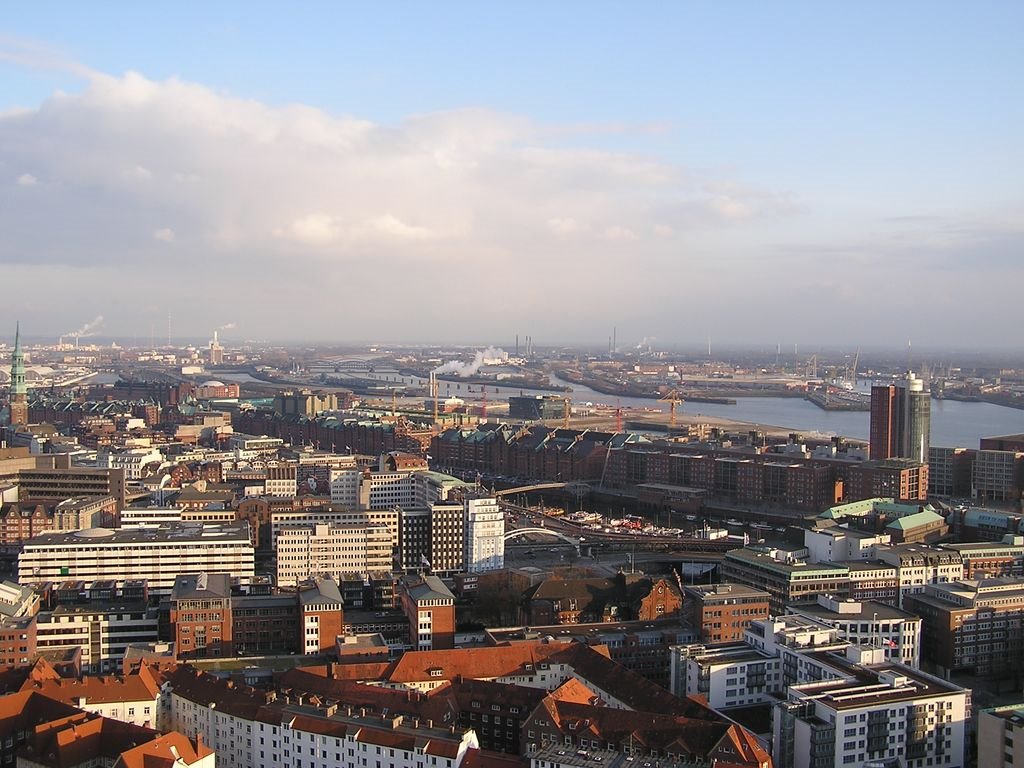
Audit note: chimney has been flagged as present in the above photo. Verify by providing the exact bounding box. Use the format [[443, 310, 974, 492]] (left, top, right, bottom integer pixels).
[[195, 733, 204, 753]]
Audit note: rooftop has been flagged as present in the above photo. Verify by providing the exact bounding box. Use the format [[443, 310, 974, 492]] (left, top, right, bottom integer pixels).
[[23, 521, 253, 547]]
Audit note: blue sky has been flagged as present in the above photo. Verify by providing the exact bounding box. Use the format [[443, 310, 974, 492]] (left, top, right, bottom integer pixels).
[[1, 2, 1022, 347]]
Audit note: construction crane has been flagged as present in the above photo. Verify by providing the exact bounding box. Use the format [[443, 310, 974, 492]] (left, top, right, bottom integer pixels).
[[658, 389, 683, 428]]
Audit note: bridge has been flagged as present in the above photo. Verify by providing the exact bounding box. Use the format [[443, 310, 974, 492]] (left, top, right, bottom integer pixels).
[[503, 527, 581, 552], [495, 483, 568, 498]]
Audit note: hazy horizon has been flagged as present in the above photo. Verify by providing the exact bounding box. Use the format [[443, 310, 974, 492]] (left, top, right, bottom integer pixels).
[[2, 3, 1022, 348]]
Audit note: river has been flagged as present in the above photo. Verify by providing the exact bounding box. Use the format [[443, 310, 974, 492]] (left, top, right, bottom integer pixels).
[[234, 368, 1024, 450]]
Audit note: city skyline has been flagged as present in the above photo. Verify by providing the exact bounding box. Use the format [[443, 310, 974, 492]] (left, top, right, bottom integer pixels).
[[2, 3, 1022, 346]]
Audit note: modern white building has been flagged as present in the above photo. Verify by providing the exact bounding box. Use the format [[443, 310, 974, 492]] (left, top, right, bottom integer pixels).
[[979, 704, 1024, 768], [805, 524, 890, 563], [787, 594, 922, 667], [463, 496, 504, 573], [272, 508, 399, 550], [18, 522, 255, 594], [670, 615, 850, 710], [119, 507, 184, 528], [98, 447, 164, 481], [228, 434, 284, 456], [772, 657, 969, 768], [265, 465, 298, 497], [35, 602, 161, 673], [328, 467, 470, 512], [276, 523, 392, 586], [876, 544, 964, 607]]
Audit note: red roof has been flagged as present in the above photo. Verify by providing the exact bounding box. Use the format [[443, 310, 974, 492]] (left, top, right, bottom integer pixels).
[[114, 731, 213, 768]]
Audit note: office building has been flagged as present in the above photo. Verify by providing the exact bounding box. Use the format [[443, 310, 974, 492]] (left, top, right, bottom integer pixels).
[[508, 394, 568, 421], [870, 371, 931, 463], [275, 523, 392, 586], [683, 583, 770, 644], [721, 547, 850, 614], [941, 536, 1024, 577], [18, 522, 255, 595], [788, 594, 922, 667], [463, 496, 504, 573], [906, 577, 1024, 676]]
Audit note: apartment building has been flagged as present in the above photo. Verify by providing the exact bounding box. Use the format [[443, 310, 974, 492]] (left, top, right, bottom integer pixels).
[[979, 705, 1024, 768], [772, 661, 968, 768]]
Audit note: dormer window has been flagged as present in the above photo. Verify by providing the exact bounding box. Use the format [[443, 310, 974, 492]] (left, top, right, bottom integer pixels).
[[429, 668, 443, 678]]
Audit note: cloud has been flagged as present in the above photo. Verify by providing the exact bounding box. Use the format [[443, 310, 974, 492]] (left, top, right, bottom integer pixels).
[[0, 65, 822, 342], [277, 213, 339, 246], [547, 217, 589, 235], [604, 225, 638, 241], [15, 173, 37, 186]]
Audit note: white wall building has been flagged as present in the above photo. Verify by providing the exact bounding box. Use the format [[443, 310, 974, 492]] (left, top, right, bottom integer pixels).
[[772, 662, 969, 768], [276, 523, 392, 586], [876, 544, 964, 607], [670, 615, 851, 710], [119, 507, 184, 528], [166, 670, 481, 768], [98, 447, 164, 481], [463, 497, 504, 573], [805, 525, 890, 564], [18, 522, 255, 595], [787, 595, 922, 667], [35, 603, 160, 673]]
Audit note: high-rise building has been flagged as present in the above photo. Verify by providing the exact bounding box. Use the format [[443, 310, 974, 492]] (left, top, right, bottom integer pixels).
[[7, 323, 27, 426], [870, 371, 931, 463]]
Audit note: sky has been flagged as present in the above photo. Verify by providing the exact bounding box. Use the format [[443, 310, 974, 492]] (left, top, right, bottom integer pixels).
[[1, 2, 1022, 349]]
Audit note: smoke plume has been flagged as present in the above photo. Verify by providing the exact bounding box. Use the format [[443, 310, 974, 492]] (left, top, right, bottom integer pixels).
[[65, 315, 104, 338], [433, 346, 506, 378]]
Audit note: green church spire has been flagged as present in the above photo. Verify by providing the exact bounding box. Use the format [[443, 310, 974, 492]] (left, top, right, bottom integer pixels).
[[10, 323, 26, 398]]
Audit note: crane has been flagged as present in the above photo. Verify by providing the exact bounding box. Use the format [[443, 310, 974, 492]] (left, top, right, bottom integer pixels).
[[658, 389, 683, 428], [562, 397, 571, 429]]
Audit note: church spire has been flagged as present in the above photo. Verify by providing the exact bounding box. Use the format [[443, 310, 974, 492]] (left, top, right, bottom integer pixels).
[[10, 323, 26, 398], [8, 323, 28, 425]]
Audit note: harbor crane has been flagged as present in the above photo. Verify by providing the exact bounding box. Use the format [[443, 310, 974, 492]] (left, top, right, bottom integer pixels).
[[658, 389, 683, 428]]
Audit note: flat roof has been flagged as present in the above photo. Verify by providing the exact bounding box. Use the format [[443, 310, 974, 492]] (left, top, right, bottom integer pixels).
[[725, 548, 849, 577], [684, 583, 770, 600], [791, 600, 916, 622], [795, 660, 964, 710], [23, 521, 252, 547]]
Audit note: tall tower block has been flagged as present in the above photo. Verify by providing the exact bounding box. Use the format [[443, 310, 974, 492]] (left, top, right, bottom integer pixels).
[[8, 323, 28, 425], [869, 371, 930, 463]]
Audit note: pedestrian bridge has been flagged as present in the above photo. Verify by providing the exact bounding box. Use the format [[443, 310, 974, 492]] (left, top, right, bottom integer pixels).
[[495, 483, 567, 497], [503, 527, 581, 552]]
